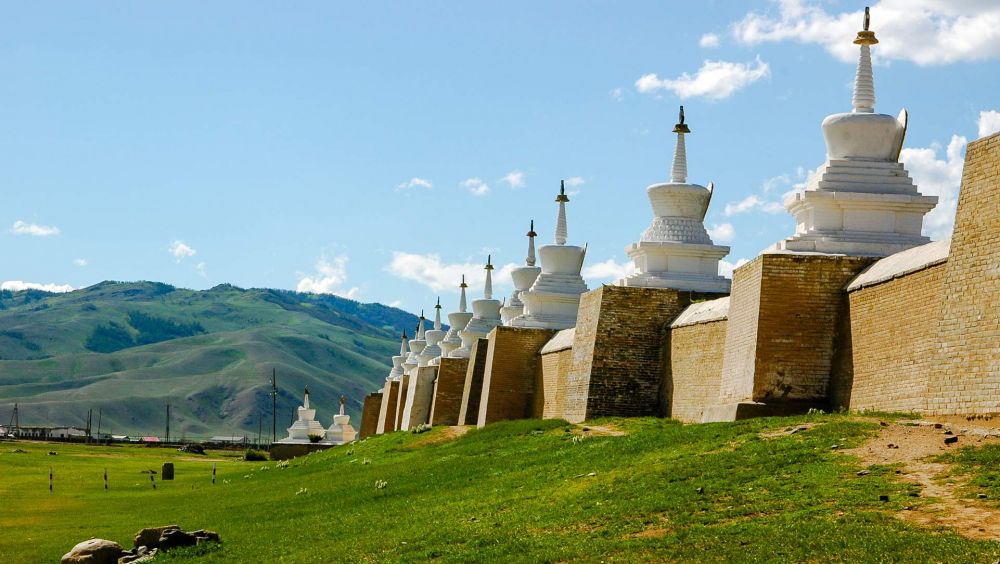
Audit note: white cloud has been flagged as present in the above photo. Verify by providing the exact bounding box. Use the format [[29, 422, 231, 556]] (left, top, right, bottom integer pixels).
[[397, 177, 433, 190], [724, 194, 785, 216], [296, 255, 362, 300], [461, 177, 490, 196], [385, 251, 516, 294], [635, 56, 770, 100], [500, 170, 526, 189], [1, 280, 74, 293], [582, 258, 635, 282], [168, 240, 197, 260], [564, 176, 585, 187], [901, 134, 966, 240], [708, 223, 736, 243], [732, 1, 1000, 66], [195, 262, 208, 278], [11, 220, 60, 237], [610, 87, 625, 101], [699, 33, 721, 48], [73, 258, 88, 267], [719, 258, 750, 279], [978, 110, 1000, 138], [388, 300, 402, 308], [762, 173, 791, 192]]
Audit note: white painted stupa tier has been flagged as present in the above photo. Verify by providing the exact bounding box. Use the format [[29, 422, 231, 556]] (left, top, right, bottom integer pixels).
[[772, 8, 937, 257], [618, 106, 731, 293], [420, 298, 446, 366], [501, 221, 542, 324], [510, 182, 588, 330], [439, 277, 472, 359], [325, 398, 357, 445], [403, 316, 424, 372], [277, 388, 329, 443], [451, 258, 503, 358], [386, 331, 407, 383]]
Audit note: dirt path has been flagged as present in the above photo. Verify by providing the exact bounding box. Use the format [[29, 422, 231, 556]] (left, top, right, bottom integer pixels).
[[845, 418, 1000, 541]]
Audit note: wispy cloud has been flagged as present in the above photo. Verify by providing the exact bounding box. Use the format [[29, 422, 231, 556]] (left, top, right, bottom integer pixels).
[[635, 56, 770, 100], [699, 33, 721, 48], [731, 1, 1000, 66], [296, 255, 361, 300], [724, 195, 784, 216], [73, 258, 88, 267], [719, 258, 749, 279], [11, 220, 60, 237], [707, 223, 736, 243], [461, 177, 490, 196], [500, 170, 526, 189], [979, 110, 1000, 138], [168, 240, 197, 260], [902, 135, 965, 240], [397, 177, 433, 190], [609, 87, 625, 101], [582, 258, 635, 282], [1, 280, 74, 293], [385, 251, 516, 294]]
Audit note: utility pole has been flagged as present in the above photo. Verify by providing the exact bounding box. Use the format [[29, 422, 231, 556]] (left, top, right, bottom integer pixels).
[[96, 409, 103, 445], [165, 404, 170, 443], [257, 409, 262, 447], [271, 368, 277, 444], [86, 409, 92, 444]]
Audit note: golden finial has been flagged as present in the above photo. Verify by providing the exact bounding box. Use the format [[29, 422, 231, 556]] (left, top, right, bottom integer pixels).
[[854, 7, 878, 45], [672, 105, 691, 134]]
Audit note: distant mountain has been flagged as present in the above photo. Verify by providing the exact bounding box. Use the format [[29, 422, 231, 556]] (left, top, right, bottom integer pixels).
[[0, 281, 428, 439]]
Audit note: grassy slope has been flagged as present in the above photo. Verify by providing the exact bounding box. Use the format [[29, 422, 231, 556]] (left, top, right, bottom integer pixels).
[[0, 282, 419, 437], [1, 414, 998, 562]]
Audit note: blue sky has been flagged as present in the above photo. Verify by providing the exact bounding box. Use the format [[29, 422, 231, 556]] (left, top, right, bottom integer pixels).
[[3, 1, 999, 313]]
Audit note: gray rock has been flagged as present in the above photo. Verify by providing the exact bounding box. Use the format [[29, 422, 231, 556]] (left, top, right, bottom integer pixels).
[[158, 528, 197, 550], [61, 538, 124, 564], [133, 525, 179, 549], [190, 529, 221, 543], [119, 547, 156, 564]]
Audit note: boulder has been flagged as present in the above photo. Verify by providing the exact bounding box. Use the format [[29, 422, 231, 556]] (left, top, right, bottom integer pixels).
[[161, 462, 174, 480], [190, 529, 221, 544], [118, 547, 156, 564], [158, 528, 197, 550], [61, 538, 124, 564], [133, 525, 179, 550]]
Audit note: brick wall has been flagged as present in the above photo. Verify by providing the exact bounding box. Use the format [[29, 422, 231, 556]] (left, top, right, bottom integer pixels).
[[477, 326, 557, 427], [840, 263, 945, 412], [430, 357, 469, 426], [457, 339, 490, 426], [718, 254, 873, 411], [666, 319, 727, 422], [395, 374, 410, 431], [359, 392, 383, 439], [377, 380, 399, 434], [401, 367, 437, 430], [927, 132, 1000, 415], [539, 348, 573, 419]]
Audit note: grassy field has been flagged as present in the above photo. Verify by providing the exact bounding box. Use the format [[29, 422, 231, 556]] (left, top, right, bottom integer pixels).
[[1, 414, 998, 562]]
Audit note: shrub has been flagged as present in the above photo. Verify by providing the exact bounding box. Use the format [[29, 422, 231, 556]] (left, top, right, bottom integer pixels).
[[244, 448, 267, 462], [308, 434, 324, 443]]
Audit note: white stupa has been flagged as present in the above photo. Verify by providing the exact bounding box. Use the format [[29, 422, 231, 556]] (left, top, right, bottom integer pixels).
[[439, 277, 473, 359], [325, 394, 357, 445], [403, 315, 426, 372], [772, 7, 937, 256], [501, 221, 543, 324], [388, 331, 407, 380], [618, 107, 731, 292], [420, 298, 446, 366], [277, 387, 328, 443], [451, 258, 503, 358], [510, 182, 588, 330]]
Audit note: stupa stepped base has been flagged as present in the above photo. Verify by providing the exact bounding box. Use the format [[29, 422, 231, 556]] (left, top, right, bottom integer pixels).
[[528, 273, 588, 294], [774, 229, 932, 256], [618, 271, 731, 293], [811, 159, 918, 194]]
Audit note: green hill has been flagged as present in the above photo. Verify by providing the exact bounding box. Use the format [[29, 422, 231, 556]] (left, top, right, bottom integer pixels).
[[0, 281, 424, 438]]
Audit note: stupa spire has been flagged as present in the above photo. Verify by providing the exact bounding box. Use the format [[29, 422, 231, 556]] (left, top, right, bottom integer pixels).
[[416, 311, 426, 339], [484, 255, 494, 300], [399, 330, 408, 356], [671, 106, 691, 183], [459, 275, 468, 312], [555, 181, 569, 245], [433, 297, 442, 331], [526, 220, 537, 266], [852, 7, 878, 113]]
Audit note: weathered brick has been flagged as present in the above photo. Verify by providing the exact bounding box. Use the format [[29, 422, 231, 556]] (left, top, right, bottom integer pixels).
[[477, 326, 557, 427], [359, 392, 383, 439], [430, 357, 469, 426]]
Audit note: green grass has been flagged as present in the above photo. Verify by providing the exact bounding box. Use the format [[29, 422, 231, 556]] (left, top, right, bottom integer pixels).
[[2, 413, 998, 562], [937, 443, 1000, 503]]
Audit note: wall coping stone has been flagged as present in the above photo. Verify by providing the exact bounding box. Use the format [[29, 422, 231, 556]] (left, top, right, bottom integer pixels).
[[846, 238, 950, 291], [670, 296, 730, 328], [540, 327, 576, 355]]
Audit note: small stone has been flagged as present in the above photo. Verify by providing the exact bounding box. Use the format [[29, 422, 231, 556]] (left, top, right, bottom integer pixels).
[[879, 421, 888, 427], [944, 436, 959, 445], [857, 470, 870, 476], [696, 487, 704, 494], [879, 495, 889, 502], [831, 444, 840, 450], [903, 506, 913, 511], [61, 538, 124, 564], [934, 423, 943, 429], [909, 492, 920, 497], [977, 493, 988, 499], [943, 430, 953, 435]]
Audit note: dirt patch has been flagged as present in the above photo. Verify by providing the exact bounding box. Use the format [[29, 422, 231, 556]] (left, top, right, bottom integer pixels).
[[845, 420, 1000, 541], [573, 424, 626, 437], [411, 425, 470, 447]]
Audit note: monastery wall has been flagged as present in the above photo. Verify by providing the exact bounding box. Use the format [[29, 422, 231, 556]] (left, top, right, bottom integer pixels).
[[359, 392, 383, 439], [395, 375, 410, 431], [538, 329, 575, 420], [665, 297, 729, 423], [839, 261, 947, 413], [926, 132, 1000, 415], [377, 380, 399, 434], [477, 326, 557, 427], [457, 339, 490, 426], [429, 357, 469, 426]]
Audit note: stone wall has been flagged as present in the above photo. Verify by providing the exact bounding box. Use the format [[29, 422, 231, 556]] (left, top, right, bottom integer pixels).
[[359, 392, 383, 439], [430, 357, 469, 426], [477, 326, 557, 427], [376, 380, 399, 434], [666, 303, 728, 423], [927, 132, 1000, 415], [457, 339, 490, 426], [840, 263, 946, 413], [538, 329, 575, 419], [401, 367, 437, 430], [395, 374, 410, 431], [710, 253, 874, 420]]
